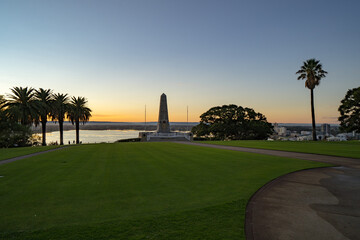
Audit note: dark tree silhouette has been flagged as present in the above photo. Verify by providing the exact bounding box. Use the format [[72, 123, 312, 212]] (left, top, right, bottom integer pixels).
[[338, 86, 360, 133], [35, 88, 53, 146], [67, 96, 92, 144], [0, 95, 6, 111], [51, 93, 69, 145], [192, 104, 273, 140], [6, 87, 38, 125], [296, 59, 327, 141], [1, 93, 33, 147]]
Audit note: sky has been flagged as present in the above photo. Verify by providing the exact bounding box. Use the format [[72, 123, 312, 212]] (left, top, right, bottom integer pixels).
[[0, 0, 359, 123]]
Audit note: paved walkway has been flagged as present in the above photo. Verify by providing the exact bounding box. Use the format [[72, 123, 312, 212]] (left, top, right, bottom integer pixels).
[[0, 147, 67, 165], [177, 142, 360, 167], [177, 142, 360, 240]]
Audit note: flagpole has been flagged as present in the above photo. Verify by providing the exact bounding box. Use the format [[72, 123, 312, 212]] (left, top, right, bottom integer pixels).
[[187, 105, 189, 132], [145, 104, 147, 132]]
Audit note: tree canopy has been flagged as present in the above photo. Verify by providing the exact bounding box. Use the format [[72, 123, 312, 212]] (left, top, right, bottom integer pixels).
[[0, 95, 32, 147], [338, 86, 360, 133], [68, 96, 92, 125], [296, 59, 328, 90], [192, 104, 273, 140], [6, 87, 39, 126]]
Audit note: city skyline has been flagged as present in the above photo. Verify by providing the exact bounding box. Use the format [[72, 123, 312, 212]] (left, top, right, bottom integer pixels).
[[1, 0, 359, 123]]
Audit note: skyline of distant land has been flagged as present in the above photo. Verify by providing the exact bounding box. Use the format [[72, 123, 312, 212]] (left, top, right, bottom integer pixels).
[[37, 121, 340, 126], [31, 121, 339, 134]]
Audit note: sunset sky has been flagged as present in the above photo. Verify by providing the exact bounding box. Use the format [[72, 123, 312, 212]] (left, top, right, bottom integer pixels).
[[1, 0, 359, 123]]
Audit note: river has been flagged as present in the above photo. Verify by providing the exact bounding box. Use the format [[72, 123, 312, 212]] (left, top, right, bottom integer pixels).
[[36, 130, 141, 144]]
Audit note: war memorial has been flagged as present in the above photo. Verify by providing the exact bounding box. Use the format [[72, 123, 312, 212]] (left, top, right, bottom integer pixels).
[[139, 93, 192, 141]]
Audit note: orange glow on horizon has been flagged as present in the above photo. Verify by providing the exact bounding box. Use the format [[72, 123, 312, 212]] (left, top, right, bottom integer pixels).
[[90, 114, 201, 123], [90, 112, 339, 124], [89, 97, 340, 124]]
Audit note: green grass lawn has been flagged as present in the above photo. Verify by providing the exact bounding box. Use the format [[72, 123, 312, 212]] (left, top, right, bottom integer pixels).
[[202, 140, 360, 159], [0, 142, 328, 239], [0, 145, 63, 161]]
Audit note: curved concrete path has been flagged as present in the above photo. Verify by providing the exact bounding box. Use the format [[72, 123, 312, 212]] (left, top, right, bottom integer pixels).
[[177, 142, 360, 240], [0, 147, 67, 165]]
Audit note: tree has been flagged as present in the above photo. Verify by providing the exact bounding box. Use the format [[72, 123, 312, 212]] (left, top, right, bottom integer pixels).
[[338, 87, 360, 133], [51, 93, 69, 145], [35, 88, 53, 146], [0, 95, 6, 111], [192, 104, 273, 140], [296, 59, 327, 141], [6, 87, 38, 126], [0, 95, 32, 148], [67, 96, 92, 144]]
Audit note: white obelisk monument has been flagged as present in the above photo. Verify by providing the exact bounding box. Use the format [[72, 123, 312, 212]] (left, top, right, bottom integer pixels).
[[156, 93, 171, 133], [139, 93, 192, 142]]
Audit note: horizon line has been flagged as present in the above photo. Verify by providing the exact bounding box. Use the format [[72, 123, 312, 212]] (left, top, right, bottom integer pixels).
[[53, 121, 340, 125]]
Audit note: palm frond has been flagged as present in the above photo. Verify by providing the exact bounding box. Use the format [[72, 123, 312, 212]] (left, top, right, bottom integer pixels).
[[67, 96, 92, 124]]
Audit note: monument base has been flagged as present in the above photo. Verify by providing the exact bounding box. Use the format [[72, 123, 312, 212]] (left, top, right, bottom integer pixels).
[[139, 132, 193, 142]]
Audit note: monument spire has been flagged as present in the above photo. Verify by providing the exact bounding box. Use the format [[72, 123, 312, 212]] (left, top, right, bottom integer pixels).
[[156, 93, 170, 133]]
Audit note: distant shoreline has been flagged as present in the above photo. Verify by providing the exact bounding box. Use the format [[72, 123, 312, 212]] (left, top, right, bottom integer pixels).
[[31, 122, 339, 134], [31, 122, 198, 134], [36, 121, 338, 125]]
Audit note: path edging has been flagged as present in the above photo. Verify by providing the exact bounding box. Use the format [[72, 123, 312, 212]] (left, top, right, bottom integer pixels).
[[0, 146, 68, 165]]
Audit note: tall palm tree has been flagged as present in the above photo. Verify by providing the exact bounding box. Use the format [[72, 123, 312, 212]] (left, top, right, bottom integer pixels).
[[51, 93, 69, 145], [296, 59, 328, 141], [68, 96, 92, 144], [35, 88, 53, 146], [6, 87, 38, 125]]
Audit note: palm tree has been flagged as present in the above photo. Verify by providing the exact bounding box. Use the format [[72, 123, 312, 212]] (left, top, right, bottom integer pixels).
[[6, 87, 38, 125], [0, 95, 6, 111], [0, 95, 7, 120], [35, 88, 53, 146], [296, 59, 328, 141], [68, 96, 92, 144], [51, 93, 69, 145]]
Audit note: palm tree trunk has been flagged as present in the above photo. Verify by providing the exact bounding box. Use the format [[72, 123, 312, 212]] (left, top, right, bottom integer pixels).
[[76, 119, 80, 144], [310, 88, 317, 141], [41, 120, 47, 146], [59, 120, 64, 145]]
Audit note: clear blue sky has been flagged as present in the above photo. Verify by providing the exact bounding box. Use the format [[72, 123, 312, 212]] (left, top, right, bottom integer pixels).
[[1, 0, 359, 123]]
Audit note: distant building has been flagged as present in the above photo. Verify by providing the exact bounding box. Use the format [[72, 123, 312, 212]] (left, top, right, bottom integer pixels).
[[300, 131, 311, 136], [290, 132, 298, 137], [297, 135, 313, 141], [321, 124, 331, 136], [273, 123, 287, 136], [273, 123, 280, 133], [335, 133, 348, 141]]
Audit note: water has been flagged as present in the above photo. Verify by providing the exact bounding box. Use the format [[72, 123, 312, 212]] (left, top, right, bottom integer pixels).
[[36, 130, 141, 144]]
